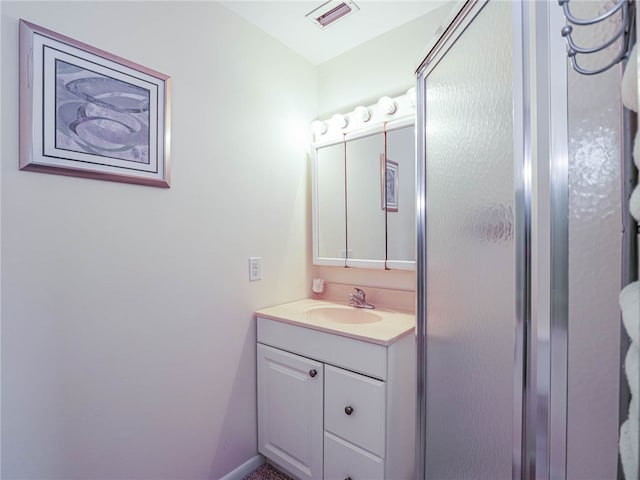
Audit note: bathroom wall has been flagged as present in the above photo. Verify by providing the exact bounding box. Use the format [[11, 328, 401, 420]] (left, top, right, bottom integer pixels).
[[317, 3, 454, 117], [312, 4, 452, 293], [0, 2, 316, 478]]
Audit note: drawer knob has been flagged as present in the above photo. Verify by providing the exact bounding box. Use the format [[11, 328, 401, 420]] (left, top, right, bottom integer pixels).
[[345, 478, 353, 480], [309, 369, 318, 378], [344, 405, 354, 415]]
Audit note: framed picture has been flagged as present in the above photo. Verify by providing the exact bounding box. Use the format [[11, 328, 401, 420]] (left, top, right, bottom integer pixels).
[[383, 158, 398, 212], [19, 20, 171, 187]]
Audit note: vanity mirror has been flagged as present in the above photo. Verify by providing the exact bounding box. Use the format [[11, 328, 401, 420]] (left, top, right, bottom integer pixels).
[[312, 91, 416, 269]]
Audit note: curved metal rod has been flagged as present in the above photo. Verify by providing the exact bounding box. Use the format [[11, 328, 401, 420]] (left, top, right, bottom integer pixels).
[[559, 0, 626, 26], [562, 21, 626, 54], [559, 0, 634, 75], [569, 48, 628, 75]]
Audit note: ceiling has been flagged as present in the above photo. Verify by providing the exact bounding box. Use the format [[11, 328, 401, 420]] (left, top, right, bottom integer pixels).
[[220, 1, 450, 65]]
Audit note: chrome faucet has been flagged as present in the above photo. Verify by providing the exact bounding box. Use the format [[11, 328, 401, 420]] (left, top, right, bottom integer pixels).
[[349, 287, 375, 309]]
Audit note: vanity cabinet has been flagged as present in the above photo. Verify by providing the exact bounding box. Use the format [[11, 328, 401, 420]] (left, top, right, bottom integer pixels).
[[256, 316, 415, 480]]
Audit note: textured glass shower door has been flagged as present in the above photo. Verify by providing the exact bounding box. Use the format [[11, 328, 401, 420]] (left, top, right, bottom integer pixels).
[[419, 1, 522, 478]]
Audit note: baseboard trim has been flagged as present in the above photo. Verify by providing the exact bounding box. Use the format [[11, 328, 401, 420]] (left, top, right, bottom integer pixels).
[[219, 455, 265, 480]]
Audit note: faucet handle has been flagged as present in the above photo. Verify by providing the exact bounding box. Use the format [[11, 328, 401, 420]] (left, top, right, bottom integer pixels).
[[353, 287, 366, 299]]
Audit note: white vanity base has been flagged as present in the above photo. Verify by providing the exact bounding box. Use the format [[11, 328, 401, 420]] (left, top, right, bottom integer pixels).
[[256, 315, 416, 480]]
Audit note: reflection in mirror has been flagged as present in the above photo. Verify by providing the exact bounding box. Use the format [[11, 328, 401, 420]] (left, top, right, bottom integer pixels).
[[386, 125, 416, 268], [346, 133, 386, 267], [315, 143, 346, 264]]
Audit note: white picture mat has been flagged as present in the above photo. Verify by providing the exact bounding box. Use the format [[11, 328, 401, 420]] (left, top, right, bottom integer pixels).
[[21, 21, 170, 186]]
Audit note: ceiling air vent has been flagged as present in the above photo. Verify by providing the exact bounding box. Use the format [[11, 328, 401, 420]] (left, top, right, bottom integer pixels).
[[305, 0, 360, 29]]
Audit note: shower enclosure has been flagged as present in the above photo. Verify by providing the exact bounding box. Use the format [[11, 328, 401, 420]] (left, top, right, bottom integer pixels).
[[415, 1, 634, 478]]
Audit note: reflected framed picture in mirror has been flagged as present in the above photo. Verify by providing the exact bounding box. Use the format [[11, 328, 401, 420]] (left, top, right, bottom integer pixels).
[[384, 159, 398, 212]]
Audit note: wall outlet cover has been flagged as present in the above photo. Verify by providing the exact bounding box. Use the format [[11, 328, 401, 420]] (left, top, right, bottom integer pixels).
[[249, 257, 262, 281]]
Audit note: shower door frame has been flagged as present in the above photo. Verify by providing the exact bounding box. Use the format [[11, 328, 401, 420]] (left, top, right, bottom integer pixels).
[[416, 1, 573, 479], [533, 2, 570, 479]]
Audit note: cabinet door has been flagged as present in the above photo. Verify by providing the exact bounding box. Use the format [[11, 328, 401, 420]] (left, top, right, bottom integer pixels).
[[257, 344, 323, 480], [345, 133, 386, 267], [314, 142, 346, 265], [385, 125, 416, 269]]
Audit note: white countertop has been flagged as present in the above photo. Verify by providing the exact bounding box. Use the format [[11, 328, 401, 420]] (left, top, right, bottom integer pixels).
[[255, 298, 415, 346]]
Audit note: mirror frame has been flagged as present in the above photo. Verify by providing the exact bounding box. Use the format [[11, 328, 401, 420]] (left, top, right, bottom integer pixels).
[[311, 116, 416, 269]]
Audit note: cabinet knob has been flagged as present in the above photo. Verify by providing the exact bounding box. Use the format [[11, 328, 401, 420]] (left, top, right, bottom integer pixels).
[[309, 369, 318, 378], [344, 405, 354, 415], [345, 477, 353, 480]]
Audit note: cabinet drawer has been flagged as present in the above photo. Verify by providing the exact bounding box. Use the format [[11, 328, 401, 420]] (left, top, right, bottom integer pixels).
[[324, 365, 386, 457], [324, 431, 384, 480]]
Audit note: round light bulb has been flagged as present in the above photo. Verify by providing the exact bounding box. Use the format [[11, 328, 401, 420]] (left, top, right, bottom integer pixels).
[[378, 96, 397, 115], [331, 113, 348, 129], [311, 120, 327, 135], [354, 106, 371, 122]]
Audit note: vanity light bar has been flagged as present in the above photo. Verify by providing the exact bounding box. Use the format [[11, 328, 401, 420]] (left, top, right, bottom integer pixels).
[[311, 87, 416, 142]]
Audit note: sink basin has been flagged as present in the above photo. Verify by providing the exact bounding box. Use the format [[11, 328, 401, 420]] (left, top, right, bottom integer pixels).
[[305, 305, 383, 325], [256, 299, 416, 344]]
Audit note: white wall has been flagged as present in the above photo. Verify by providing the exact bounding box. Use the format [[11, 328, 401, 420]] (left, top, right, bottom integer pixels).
[[317, 4, 452, 117], [0, 2, 316, 478], [313, 5, 451, 292]]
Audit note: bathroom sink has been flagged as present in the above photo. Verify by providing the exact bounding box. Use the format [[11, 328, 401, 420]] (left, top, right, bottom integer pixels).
[[305, 305, 383, 325], [256, 298, 415, 344]]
